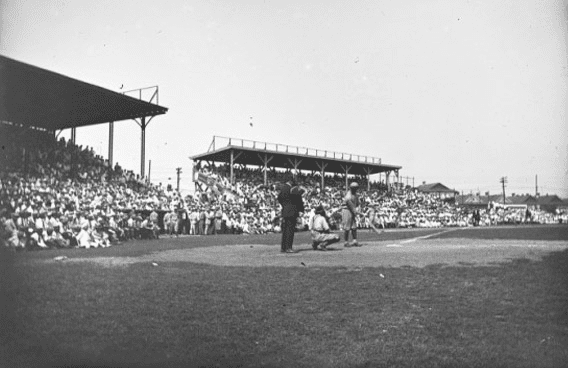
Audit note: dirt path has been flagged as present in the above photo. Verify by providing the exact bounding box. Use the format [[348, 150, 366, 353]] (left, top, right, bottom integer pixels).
[[52, 237, 568, 268]]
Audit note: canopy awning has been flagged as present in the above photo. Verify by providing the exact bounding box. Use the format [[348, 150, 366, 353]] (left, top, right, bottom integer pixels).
[[0, 55, 168, 130]]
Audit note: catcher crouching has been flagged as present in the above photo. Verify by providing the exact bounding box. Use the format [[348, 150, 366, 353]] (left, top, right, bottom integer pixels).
[[310, 204, 340, 251]]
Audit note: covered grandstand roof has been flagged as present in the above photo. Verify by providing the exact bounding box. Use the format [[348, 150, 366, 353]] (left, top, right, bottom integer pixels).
[[0, 55, 168, 130], [190, 137, 401, 176], [417, 183, 457, 194]]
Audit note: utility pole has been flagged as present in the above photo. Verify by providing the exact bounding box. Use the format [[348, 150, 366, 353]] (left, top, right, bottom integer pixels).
[[176, 167, 182, 192], [500, 176, 508, 206], [535, 174, 538, 197]]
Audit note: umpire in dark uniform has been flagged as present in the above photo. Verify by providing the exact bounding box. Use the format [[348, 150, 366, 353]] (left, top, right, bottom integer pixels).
[[277, 179, 305, 253]]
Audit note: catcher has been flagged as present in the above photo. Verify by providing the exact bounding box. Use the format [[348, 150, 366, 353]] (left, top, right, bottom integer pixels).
[[310, 204, 340, 251]]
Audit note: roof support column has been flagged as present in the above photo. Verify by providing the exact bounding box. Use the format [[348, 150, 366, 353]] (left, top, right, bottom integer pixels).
[[71, 127, 76, 144], [315, 161, 328, 190], [385, 170, 391, 192], [287, 158, 302, 179], [108, 121, 114, 168], [133, 114, 156, 180], [395, 169, 400, 191], [258, 153, 273, 186], [140, 116, 146, 178], [364, 167, 372, 191], [230, 150, 243, 185], [340, 164, 352, 190]]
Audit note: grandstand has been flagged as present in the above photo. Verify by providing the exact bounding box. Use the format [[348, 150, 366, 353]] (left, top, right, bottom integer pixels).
[[190, 136, 402, 191], [0, 55, 168, 178], [0, 55, 173, 250]]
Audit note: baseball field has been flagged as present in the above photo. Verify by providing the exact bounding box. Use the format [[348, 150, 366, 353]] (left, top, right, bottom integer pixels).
[[1, 225, 567, 368]]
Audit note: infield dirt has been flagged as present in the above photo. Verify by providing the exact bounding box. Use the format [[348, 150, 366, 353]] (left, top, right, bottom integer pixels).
[[56, 237, 568, 269]]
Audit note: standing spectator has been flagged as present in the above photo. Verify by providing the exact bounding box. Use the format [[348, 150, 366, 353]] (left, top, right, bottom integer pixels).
[[189, 208, 198, 235], [225, 215, 233, 234], [150, 209, 159, 232], [214, 206, 223, 234], [177, 207, 189, 235], [221, 209, 229, 234], [168, 209, 178, 237], [525, 208, 532, 223], [205, 208, 214, 235], [198, 208, 206, 235], [163, 211, 171, 236]]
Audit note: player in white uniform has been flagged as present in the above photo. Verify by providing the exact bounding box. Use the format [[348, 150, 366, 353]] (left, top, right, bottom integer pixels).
[[310, 205, 340, 250]]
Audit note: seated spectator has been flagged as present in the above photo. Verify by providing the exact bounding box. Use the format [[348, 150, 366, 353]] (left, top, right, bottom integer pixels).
[[140, 215, 159, 239]]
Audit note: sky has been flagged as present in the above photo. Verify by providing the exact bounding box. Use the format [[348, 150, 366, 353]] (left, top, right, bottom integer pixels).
[[1, 0, 567, 196]]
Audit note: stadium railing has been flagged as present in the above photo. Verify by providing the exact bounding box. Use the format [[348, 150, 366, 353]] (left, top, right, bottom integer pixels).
[[209, 135, 382, 165]]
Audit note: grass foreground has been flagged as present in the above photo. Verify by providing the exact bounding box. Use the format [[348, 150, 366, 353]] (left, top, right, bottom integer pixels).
[[1, 225, 567, 368]]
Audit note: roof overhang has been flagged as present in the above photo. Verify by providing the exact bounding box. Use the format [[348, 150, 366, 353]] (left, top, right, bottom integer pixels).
[[0, 55, 168, 130], [190, 145, 401, 176]]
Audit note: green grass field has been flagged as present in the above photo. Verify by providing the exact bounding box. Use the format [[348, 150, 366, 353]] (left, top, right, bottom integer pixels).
[[1, 225, 567, 368]]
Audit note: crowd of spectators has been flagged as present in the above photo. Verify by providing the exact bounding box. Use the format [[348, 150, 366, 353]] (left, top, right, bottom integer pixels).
[[0, 124, 179, 250], [1, 124, 566, 251], [189, 164, 567, 235]]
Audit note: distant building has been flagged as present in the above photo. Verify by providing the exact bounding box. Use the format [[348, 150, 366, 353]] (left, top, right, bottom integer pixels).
[[454, 193, 565, 213], [536, 195, 565, 212], [455, 194, 513, 208], [508, 194, 537, 206], [417, 182, 458, 199]]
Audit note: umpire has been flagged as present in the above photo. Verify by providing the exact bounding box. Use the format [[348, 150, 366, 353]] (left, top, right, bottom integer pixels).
[[277, 179, 305, 253]]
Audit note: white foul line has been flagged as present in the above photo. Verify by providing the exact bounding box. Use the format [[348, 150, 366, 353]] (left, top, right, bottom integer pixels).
[[398, 229, 460, 244]]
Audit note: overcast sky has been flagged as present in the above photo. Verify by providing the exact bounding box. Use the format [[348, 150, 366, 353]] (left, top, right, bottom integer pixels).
[[1, 0, 567, 196]]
